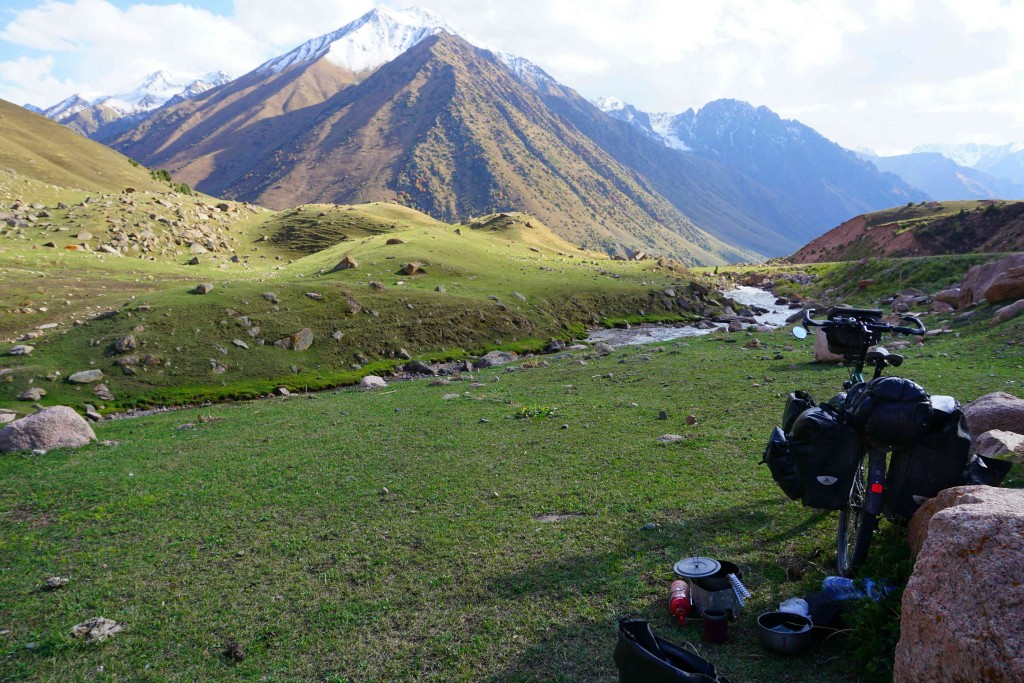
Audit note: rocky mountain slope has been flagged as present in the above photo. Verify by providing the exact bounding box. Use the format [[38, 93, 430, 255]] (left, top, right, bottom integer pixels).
[[599, 98, 927, 243], [112, 32, 755, 265], [789, 200, 1024, 263]]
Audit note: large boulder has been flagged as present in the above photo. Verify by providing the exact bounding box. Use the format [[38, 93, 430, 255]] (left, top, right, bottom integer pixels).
[[813, 331, 844, 363], [359, 375, 387, 389], [959, 253, 1024, 307], [0, 406, 96, 453], [274, 328, 313, 351], [933, 287, 960, 308], [963, 392, 1024, 450], [994, 299, 1024, 325], [67, 369, 104, 384], [975, 430, 1024, 461], [896, 486, 1024, 682], [331, 255, 358, 272]]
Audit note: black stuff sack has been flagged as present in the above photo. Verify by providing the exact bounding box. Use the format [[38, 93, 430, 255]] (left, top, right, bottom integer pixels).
[[782, 391, 816, 433], [962, 454, 1012, 486], [846, 376, 933, 446], [762, 427, 803, 501], [614, 617, 732, 683], [883, 397, 970, 520], [788, 406, 863, 510]]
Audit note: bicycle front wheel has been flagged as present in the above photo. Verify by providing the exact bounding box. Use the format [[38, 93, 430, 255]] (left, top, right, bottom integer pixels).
[[837, 453, 877, 577]]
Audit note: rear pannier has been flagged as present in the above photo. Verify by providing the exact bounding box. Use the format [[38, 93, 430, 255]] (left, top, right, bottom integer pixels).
[[883, 395, 970, 520]]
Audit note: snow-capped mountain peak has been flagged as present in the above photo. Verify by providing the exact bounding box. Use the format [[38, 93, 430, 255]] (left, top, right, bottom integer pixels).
[[256, 6, 468, 75], [42, 94, 92, 121], [912, 142, 1024, 169], [592, 96, 626, 112]]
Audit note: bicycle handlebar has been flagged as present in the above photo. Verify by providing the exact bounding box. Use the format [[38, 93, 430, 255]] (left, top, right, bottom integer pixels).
[[802, 309, 926, 336]]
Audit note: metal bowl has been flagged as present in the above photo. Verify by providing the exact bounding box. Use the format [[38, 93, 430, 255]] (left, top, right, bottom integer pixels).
[[757, 611, 814, 655]]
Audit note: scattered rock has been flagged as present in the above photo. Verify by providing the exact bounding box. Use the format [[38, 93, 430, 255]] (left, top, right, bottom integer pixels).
[[896, 486, 1024, 682], [974, 430, 1024, 461], [656, 434, 684, 443], [476, 350, 518, 368], [0, 409, 17, 425], [443, 392, 460, 400], [933, 287, 960, 308], [45, 576, 69, 590], [193, 283, 214, 294], [386, 238, 406, 245], [305, 292, 323, 301], [360, 375, 387, 389], [594, 342, 614, 355], [114, 335, 137, 353], [18, 387, 46, 401], [332, 331, 344, 341], [994, 299, 1024, 325], [262, 292, 279, 304], [70, 617, 123, 643], [331, 255, 358, 271], [430, 378, 451, 386], [274, 328, 313, 351], [210, 360, 227, 374], [68, 369, 104, 384], [8, 345, 33, 356], [369, 281, 387, 291], [434, 285, 446, 293], [273, 387, 291, 397], [404, 360, 438, 376], [0, 406, 96, 454], [686, 415, 697, 425], [513, 291, 527, 302], [400, 262, 425, 275], [963, 392, 1024, 451], [92, 384, 114, 401], [224, 642, 244, 662], [657, 410, 668, 420], [232, 339, 249, 349]]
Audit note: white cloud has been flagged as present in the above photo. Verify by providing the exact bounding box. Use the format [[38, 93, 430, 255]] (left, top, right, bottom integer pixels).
[[0, 0, 1021, 151]]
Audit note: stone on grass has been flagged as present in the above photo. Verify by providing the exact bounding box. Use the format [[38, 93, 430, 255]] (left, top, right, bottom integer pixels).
[[400, 262, 425, 275], [262, 292, 279, 304], [68, 369, 103, 384], [114, 335, 137, 353], [273, 387, 290, 397], [994, 299, 1024, 325], [593, 342, 614, 355], [70, 617, 123, 643], [386, 238, 406, 245], [0, 406, 96, 454], [813, 332, 844, 363], [974, 430, 1024, 460], [92, 384, 114, 402], [360, 375, 387, 389], [331, 255, 358, 271], [193, 283, 213, 294], [45, 576, 69, 589], [476, 350, 518, 368], [896, 486, 1024, 682], [17, 387, 46, 401], [0, 409, 17, 425], [8, 345, 33, 356], [963, 392, 1024, 450], [232, 339, 249, 349], [305, 292, 323, 301], [656, 434, 685, 443], [274, 328, 313, 352], [404, 360, 438, 376]]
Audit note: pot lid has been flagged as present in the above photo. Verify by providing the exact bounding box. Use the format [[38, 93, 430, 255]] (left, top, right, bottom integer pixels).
[[674, 556, 721, 578]]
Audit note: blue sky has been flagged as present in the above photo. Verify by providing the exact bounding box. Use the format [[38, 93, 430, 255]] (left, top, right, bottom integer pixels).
[[2, 0, 1022, 154]]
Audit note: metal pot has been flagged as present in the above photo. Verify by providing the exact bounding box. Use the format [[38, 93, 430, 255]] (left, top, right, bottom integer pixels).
[[757, 611, 814, 655]]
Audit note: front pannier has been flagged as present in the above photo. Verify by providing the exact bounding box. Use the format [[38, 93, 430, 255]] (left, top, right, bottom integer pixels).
[[846, 376, 933, 446], [762, 427, 803, 501], [788, 406, 863, 510], [883, 396, 970, 520]]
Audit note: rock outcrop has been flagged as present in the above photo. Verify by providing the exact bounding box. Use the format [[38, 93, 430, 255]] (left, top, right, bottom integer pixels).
[[896, 486, 1024, 682], [0, 406, 96, 453], [959, 253, 1024, 307]]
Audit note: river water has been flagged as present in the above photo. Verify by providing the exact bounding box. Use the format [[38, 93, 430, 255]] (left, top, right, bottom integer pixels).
[[586, 285, 795, 347]]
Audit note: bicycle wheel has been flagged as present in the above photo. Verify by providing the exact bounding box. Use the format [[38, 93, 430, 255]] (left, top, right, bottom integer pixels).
[[837, 453, 877, 577]]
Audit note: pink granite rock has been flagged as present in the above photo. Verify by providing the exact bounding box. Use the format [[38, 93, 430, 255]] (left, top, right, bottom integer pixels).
[[896, 486, 1024, 683], [959, 253, 1024, 306], [963, 392, 1024, 451], [0, 406, 96, 453]]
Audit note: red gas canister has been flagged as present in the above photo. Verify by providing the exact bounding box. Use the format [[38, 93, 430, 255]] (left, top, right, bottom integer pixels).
[[669, 580, 691, 625]]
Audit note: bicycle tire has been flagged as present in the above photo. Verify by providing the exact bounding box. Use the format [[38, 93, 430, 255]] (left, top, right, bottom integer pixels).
[[837, 453, 877, 577]]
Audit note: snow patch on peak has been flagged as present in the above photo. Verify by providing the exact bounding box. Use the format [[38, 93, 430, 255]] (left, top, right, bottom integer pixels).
[[592, 96, 626, 112], [649, 112, 691, 152], [257, 6, 468, 75], [43, 94, 92, 121], [496, 52, 555, 87]]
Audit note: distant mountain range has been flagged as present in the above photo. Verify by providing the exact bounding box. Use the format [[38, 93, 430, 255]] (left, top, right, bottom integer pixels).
[[23, 5, 1020, 262], [860, 151, 1024, 202]]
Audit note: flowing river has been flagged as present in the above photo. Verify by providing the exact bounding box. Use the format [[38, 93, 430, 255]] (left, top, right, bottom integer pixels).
[[586, 285, 794, 347]]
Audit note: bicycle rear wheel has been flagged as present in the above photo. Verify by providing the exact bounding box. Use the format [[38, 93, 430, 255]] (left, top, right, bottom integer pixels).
[[837, 453, 877, 577]]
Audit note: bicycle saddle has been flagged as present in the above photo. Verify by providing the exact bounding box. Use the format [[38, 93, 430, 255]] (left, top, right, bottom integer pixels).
[[865, 347, 903, 367]]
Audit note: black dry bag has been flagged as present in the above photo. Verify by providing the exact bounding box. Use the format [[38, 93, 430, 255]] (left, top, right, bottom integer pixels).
[[614, 618, 731, 683]]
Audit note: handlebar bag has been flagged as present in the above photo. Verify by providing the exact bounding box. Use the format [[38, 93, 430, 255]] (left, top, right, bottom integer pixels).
[[614, 617, 732, 683], [788, 406, 863, 510], [883, 397, 970, 520], [762, 427, 803, 501], [824, 308, 883, 355], [846, 376, 933, 446]]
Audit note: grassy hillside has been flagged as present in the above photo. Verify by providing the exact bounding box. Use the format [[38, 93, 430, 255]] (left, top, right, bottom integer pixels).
[[1, 309, 1020, 681], [1, 180, 711, 413], [0, 100, 165, 194], [791, 200, 1024, 262]]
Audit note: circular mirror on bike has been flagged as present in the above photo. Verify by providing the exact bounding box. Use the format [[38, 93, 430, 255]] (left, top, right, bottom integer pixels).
[[792, 326, 808, 340]]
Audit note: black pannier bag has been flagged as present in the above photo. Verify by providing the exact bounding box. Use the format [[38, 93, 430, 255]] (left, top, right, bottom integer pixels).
[[824, 308, 882, 355], [846, 376, 933, 446], [788, 406, 863, 510], [883, 396, 970, 520], [782, 391, 815, 433], [963, 454, 1012, 486], [614, 617, 732, 683], [762, 427, 803, 501]]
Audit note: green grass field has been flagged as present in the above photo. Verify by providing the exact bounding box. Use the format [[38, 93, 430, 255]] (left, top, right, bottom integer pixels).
[[2, 311, 1021, 681]]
